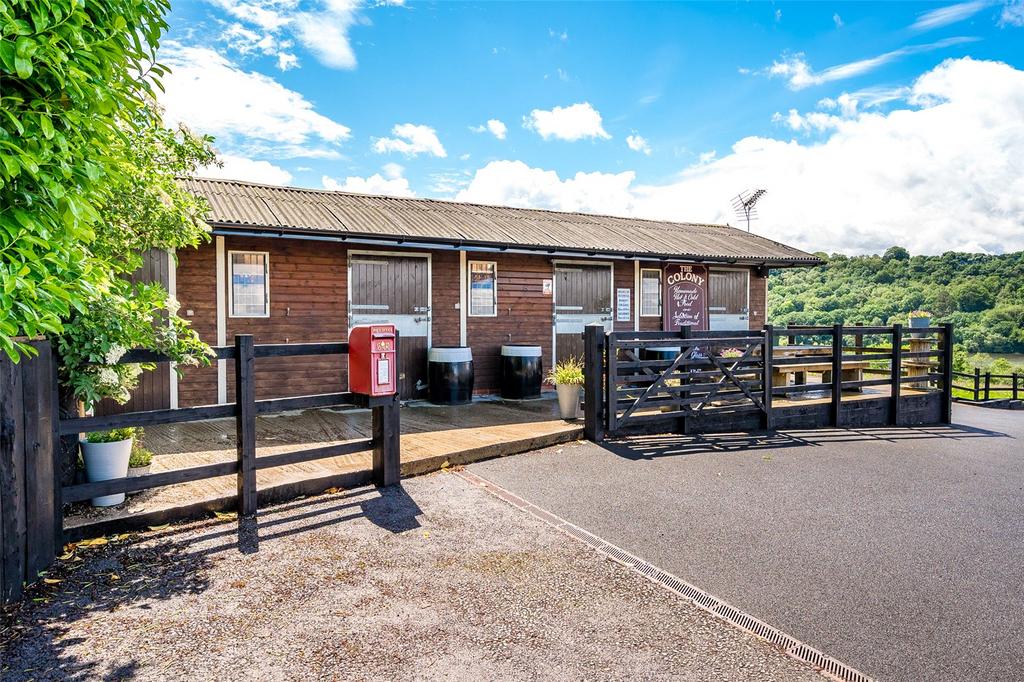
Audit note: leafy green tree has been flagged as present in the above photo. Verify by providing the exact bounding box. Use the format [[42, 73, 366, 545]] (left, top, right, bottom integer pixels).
[[0, 0, 168, 359], [883, 246, 910, 261], [2, 1, 215, 407], [54, 115, 218, 408], [769, 249, 1024, 353]]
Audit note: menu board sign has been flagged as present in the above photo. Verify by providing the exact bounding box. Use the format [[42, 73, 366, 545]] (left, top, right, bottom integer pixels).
[[663, 264, 708, 331]]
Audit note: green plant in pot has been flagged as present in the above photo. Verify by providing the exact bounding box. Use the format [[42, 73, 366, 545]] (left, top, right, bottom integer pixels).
[[908, 310, 932, 338], [80, 427, 137, 507], [547, 357, 585, 420], [129, 434, 154, 478]]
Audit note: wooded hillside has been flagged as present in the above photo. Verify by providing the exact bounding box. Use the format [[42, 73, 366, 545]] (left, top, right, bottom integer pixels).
[[768, 248, 1024, 353]]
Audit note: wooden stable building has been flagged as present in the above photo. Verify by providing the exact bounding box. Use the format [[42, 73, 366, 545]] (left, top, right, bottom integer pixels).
[[124, 178, 819, 409]]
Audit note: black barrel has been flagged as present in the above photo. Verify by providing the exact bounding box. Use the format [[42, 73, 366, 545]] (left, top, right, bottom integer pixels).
[[428, 346, 474, 405], [639, 346, 681, 362], [501, 344, 543, 399]]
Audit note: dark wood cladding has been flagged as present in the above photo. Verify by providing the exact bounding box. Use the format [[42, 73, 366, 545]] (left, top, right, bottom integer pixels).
[[431, 251, 460, 346], [749, 271, 767, 330], [95, 249, 173, 415], [172, 235, 771, 404], [467, 253, 554, 393], [223, 236, 347, 403], [176, 242, 218, 407]]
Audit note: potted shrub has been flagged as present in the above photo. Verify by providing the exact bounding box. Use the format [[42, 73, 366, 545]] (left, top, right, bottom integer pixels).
[[547, 357, 585, 420], [128, 437, 153, 478], [80, 427, 136, 506], [908, 310, 931, 337]]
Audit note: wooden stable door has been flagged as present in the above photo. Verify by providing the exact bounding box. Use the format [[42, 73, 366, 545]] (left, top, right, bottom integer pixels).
[[708, 269, 749, 331], [554, 263, 613, 364], [349, 254, 430, 399]]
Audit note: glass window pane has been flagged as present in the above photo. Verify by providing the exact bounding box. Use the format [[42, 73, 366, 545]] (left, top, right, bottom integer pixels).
[[469, 262, 496, 316], [231, 253, 268, 317], [641, 270, 661, 316]]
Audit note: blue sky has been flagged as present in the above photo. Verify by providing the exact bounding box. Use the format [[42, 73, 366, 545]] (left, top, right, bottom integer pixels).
[[159, 1, 1024, 254]]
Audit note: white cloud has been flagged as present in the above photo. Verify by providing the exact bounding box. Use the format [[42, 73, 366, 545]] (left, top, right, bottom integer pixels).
[[277, 52, 299, 70], [626, 134, 651, 155], [201, 154, 294, 185], [456, 160, 637, 215], [160, 45, 351, 158], [767, 37, 978, 90], [833, 13, 844, 28], [774, 8, 782, 22], [698, 150, 717, 164], [1000, 0, 1024, 26], [322, 171, 415, 197], [458, 59, 1024, 255], [471, 119, 508, 140], [372, 123, 447, 157], [203, 0, 362, 70], [207, 0, 290, 31], [381, 162, 404, 179], [523, 102, 611, 141], [292, 1, 359, 69], [548, 28, 568, 41], [910, 1, 989, 31]]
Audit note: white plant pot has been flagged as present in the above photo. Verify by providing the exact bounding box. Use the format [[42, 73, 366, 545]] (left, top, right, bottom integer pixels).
[[556, 383, 581, 420], [81, 438, 133, 507]]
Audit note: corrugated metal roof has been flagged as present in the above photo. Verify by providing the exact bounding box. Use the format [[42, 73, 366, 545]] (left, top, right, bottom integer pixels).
[[181, 177, 820, 265]]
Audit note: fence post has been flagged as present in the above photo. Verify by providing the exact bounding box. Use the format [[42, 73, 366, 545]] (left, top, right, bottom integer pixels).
[[890, 324, 903, 425], [583, 324, 605, 442], [1013, 372, 1019, 401], [854, 322, 864, 351], [831, 324, 843, 427], [984, 372, 991, 401], [234, 335, 257, 517], [762, 324, 774, 431], [973, 367, 980, 402], [940, 323, 954, 423], [371, 394, 401, 487], [605, 332, 618, 436]]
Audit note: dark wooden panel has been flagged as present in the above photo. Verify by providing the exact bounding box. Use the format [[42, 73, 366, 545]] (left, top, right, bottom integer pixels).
[[466, 253, 554, 393], [95, 249, 172, 416], [555, 263, 612, 365]]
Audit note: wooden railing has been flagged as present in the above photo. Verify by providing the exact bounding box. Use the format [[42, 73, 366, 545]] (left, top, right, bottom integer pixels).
[[60, 335, 400, 518], [584, 323, 954, 439], [951, 368, 1022, 402]]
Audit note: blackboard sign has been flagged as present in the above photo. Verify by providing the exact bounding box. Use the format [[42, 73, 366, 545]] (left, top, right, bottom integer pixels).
[[663, 264, 708, 331]]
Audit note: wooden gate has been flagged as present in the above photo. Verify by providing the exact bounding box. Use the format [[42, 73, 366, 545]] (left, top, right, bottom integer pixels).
[[349, 254, 430, 400], [588, 328, 770, 438], [554, 263, 612, 364]]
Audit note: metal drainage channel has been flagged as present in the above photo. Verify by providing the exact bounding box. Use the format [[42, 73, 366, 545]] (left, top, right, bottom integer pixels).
[[455, 469, 872, 682]]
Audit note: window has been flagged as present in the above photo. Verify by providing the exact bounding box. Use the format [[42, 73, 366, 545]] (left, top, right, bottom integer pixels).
[[468, 261, 497, 316], [640, 268, 662, 317], [229, 251, 269, 317]]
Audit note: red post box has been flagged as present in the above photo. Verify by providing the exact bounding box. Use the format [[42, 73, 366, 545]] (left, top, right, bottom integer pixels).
[[349, 324, 397, 396]]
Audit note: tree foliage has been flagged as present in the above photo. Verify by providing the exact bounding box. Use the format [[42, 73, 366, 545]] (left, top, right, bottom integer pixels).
[[2, 1, 217, 407], [769, 249, 1024, 353]]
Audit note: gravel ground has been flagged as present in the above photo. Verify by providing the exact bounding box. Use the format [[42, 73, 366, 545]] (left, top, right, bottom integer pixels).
[[471, 405, 1024, 681], [2, 472, 820, 682]]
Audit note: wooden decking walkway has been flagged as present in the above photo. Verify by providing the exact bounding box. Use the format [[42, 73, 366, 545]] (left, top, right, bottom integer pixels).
[[66, 398, 582, 537]]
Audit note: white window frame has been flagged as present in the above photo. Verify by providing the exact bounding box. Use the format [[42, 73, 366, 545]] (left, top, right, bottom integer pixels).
[[467, 260, 498, 317], [227, 250, 270, 319], [640, 268, 662, 318]]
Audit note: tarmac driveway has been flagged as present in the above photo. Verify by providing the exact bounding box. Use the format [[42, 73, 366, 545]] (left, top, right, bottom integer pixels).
[[470, 405, 1024, 681]]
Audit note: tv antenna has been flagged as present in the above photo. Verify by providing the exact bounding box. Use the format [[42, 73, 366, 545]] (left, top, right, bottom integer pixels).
[[731, 189, 767, 232]]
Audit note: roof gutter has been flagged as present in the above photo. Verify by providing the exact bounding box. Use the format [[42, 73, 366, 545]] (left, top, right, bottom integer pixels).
[[206, 223, 821, 268]]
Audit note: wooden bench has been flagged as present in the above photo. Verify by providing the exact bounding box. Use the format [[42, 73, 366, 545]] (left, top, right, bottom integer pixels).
[[772, 360, 871, 391]]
